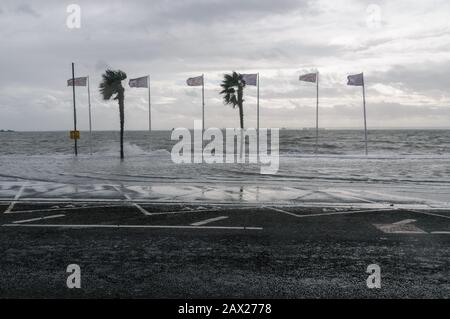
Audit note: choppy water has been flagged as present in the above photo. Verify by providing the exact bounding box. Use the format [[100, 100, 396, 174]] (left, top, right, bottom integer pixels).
[[0, 130, 449, 193], [1, 130, 449, 156]]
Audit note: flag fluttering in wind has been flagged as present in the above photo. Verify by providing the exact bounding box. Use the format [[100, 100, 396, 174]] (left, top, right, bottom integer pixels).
[[347, 72, 368, 155], [347, 73, 364, 86], [186, 75, 205, 133], [299, 71, 320, 153], [129, 76, 148, 88], [299, 73, 317, 83], [129, 75, 151, 131], [187, 75, 204, 86], [67, 77, 87, 87], [242, 73, 258, 86]]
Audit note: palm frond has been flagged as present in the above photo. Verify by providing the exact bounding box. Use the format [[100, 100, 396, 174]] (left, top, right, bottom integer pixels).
[[99, 69, 127, 101], [220, 71, 245, 108]]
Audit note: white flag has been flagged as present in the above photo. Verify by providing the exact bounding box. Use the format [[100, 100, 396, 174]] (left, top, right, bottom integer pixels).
[[129, 76, 148, 88], [347, 73, 364, 86], [299, 73, 317, 83], [187, 75, 203, 86], [67, 77, 87, 86], [242, 73, 257, 86]]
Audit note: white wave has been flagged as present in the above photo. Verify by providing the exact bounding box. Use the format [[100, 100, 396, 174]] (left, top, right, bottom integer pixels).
[[93, 142, 171, 157]]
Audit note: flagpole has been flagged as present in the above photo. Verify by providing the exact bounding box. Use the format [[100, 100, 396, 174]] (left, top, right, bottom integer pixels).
[[71, 63, 78, 156], [257, 73, 260, 161], [202, 74, 205, 133], [148, 75, 151, 132], [315, 71, 319, 154], [87, 76, 92, 155], [202, 74, 205, 162], [362, 73, 368, 155]]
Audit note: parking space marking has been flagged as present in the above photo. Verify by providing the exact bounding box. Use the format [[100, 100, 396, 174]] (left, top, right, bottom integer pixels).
[[12, 214, 66, 224], [111, 185, 152, 216], [265, 206, 302, 217], [430, 231, 450, 234], [373, 219, 427, 234], [148, 208, 222, 216], [191, 216, 228, 226], [323, 189, 379, 204], [4, 183, 27, 214], [5, 204, 127, 214], [359, 189, 448, 207], [131, 203, 152, 216], [378, 230, 426, 234], [2, 223, 263, 231], [266, 206, 397, 218], [298, 208, 398, 218]]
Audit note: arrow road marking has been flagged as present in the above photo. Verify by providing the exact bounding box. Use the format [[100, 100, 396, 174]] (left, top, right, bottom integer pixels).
[[373, 219, 427, 234]]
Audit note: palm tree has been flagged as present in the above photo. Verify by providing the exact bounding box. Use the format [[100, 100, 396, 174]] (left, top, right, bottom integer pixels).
[[220, 72, 246, 129], [99, 69, 127, 159]]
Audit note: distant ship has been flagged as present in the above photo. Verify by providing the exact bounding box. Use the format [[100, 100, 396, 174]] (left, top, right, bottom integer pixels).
[[0, 129, 15, 132]]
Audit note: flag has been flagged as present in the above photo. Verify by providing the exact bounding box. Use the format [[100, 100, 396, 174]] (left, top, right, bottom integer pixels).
[[347, 73, 364, 86], [129, 76, 148, 88], [299, 73, 317, 83], [187, 75, 203, 86], [67, 77, 87, 86], [242, 73, 257, 86]]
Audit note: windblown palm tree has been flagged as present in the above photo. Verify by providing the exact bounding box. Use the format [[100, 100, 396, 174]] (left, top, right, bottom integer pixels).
[[220, 72, 246, 129], [99, 69, 127, 159]]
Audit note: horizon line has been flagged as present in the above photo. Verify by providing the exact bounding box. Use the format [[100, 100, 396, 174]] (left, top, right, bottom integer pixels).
[[2, 127, 450, 132]]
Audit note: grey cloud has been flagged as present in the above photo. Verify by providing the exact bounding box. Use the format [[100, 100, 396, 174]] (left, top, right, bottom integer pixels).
[[0, 0, 449, 131], [15, 3, 40, 17], [95, 60, 110, 72], [267, 102, 450, 128], [369, 63, 450, 93], [156, 0, 311, 24]]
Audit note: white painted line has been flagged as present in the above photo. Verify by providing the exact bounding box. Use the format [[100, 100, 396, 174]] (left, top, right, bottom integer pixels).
[[12, 214, 66, 224], [111, 185, 152, 216], [392, 219, 416, 225], [294, 190, 317, 200], [267, 207, 397, 218], [265, 206, 302, 217], [2, 223, 263, 231], [298, 208, 398, 218], [430, 231, 450, 234], [382, 231, 427, 234], [149, 208, 222, 216], [1, 198, 449, 210], [191, 216, 228, 226], [4, 183, 27, 214], [360, 189, 447, 207], [5, 204, 127, 214], [2, 198, 126, 203], [132, 203, 152, 216], [323, 189, 379, 204]]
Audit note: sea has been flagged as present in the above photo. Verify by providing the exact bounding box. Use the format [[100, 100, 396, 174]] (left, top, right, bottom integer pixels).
[[0, 130, 449, 206]]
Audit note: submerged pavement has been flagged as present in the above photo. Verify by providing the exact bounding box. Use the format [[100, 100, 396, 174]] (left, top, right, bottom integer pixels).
[[0, 181, 449, 210]]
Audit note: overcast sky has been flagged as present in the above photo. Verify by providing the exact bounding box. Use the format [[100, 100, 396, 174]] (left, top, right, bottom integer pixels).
[[0, 0, 449, 131]]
